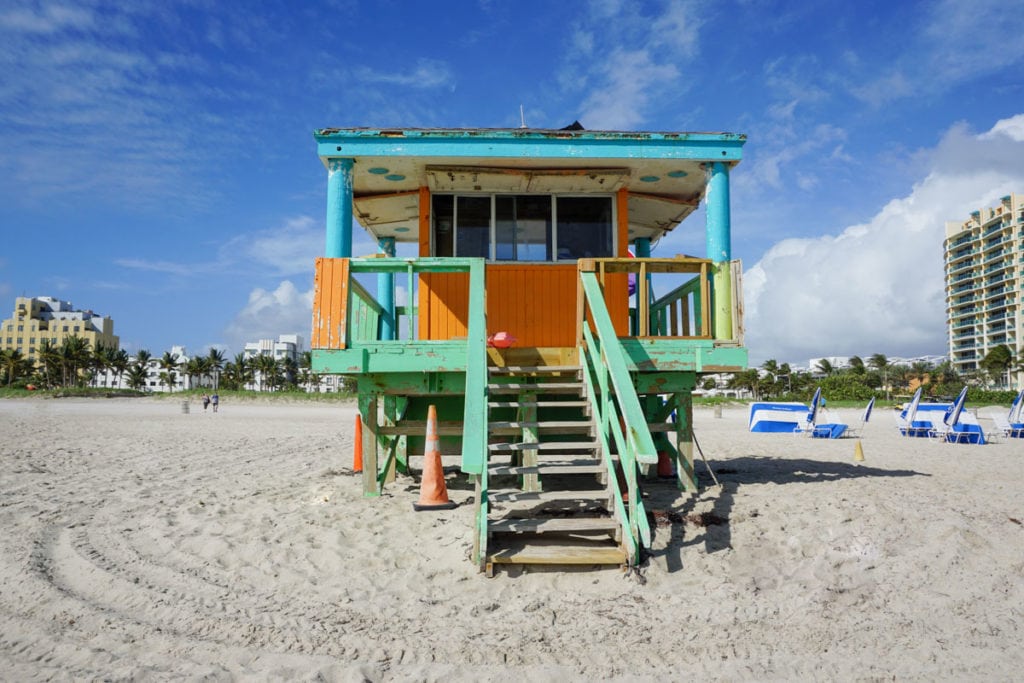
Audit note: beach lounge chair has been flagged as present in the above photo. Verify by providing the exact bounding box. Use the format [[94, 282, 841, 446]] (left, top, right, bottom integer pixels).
[[991, 412, 1023, 439], [844, 397, 875, 438]]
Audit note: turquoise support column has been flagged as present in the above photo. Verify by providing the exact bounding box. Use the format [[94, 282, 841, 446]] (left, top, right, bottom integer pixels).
[[633, 238, 651, 335], [325, 158, 354, 258], [378, 237, 396, 340], [705, 162, 733, 340], [706, 162, 731, 261]]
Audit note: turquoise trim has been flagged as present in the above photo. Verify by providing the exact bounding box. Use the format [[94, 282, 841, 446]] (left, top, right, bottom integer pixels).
[[705, 161, 731, 261], [377, 237, 396, 340], [326, 158, 354, 257], [315, 129, 744, 162]]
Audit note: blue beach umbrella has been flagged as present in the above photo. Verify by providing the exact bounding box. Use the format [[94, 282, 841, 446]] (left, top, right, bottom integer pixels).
[[945, 387, 968, 426], [808, 387, 822, 425], [863, 397, 875, 423], [904, 387, 923, 424], [1009, 389, 1024, 424]]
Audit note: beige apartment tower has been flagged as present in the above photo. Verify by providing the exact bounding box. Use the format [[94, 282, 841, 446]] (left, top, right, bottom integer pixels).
[[1, 296, 119, 365], [944, 193, 1023, 381]]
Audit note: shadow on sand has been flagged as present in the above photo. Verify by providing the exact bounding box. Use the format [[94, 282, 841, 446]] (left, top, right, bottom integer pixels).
[[644, 454, 929, 573]]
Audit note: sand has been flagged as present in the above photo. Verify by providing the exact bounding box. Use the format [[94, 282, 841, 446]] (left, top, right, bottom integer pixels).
[[1, 396, 1022, 681]]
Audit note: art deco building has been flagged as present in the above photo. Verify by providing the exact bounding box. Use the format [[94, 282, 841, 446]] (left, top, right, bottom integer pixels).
[[0, 296, 119, 364], [944, 194, 1023, 378]]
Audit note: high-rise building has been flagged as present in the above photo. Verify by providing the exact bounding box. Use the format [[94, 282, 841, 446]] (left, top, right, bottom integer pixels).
[[0, 296, 119, 365], [944, 193, 1022, 382]]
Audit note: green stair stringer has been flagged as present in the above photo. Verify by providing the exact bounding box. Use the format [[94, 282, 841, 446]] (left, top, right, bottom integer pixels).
[[579, 271, 657, 566]]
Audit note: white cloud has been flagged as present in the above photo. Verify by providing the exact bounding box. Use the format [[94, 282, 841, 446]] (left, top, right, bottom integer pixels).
[[579, 49, 680, 130], [223, 280, 314, 352], [229, 215, 323, 277], [567, 1, 700, 130], [353, 58, 455, 90], [743, 114, 1024, 365]]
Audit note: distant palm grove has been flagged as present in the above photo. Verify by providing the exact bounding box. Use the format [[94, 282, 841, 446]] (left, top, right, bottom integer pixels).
[[723, 348, 1022, 402], [0, 335, 345, 393]]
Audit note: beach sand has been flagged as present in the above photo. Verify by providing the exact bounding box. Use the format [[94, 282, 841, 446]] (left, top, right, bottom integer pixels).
[[1, 397, 1022, 680]]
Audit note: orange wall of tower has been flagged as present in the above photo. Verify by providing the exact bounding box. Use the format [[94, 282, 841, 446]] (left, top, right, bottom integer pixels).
[[418, 266, 628, 346]]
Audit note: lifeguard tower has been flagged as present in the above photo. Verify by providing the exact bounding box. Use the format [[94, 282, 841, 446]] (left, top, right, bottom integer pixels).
[[310, 126, 747, 574]]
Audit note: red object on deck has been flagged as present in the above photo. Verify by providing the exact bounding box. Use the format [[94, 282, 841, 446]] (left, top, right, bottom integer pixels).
[[487, 331, 516, 348]]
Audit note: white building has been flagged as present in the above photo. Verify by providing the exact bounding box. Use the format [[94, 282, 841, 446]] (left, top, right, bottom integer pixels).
[[242, 334, 303, 391], [94, 345, 194, 393]]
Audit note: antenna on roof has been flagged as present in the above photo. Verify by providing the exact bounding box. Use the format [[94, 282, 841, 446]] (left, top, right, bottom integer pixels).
[[519, 105, 527, 129]]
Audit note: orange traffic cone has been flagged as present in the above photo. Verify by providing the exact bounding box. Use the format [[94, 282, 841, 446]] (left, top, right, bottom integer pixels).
[[413, 405, 457, 511], [657, 450, 675, 478], [353, 413, 363, 473]]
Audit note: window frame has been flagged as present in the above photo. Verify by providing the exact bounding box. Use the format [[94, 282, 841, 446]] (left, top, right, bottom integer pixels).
[[433, 192, 617, 262]]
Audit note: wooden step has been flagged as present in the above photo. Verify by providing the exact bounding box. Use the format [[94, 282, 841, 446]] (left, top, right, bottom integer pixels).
[[489, 365, 581, 375], [488, 539, 626, 566], [487, 382, 583, 394], [489, 420, 592, 431], [489, 517, 620, 534], [489, 441, 597, 452], [489, 464, 605, 476], [488, 400, 590, 409], [488, 489, 608, 504]]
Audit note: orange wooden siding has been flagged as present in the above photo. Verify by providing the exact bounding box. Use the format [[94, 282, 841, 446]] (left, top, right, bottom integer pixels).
[[418, 272, 470, 340], [311, 257, 350, 349], [418, 264, 628, 346]]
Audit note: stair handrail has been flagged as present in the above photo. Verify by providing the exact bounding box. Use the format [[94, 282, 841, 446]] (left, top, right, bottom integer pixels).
[[578, 271, 656, 564], [461, 258, 490, 567]]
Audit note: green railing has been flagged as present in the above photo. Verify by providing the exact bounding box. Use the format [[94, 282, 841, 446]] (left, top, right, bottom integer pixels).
[[649, 276, 705, 337], [579, 271, 657, 565], [347, 277, 385, 343]]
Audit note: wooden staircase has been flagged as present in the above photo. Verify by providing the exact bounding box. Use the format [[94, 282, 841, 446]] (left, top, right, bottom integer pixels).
[[481, 365, 627, 575]]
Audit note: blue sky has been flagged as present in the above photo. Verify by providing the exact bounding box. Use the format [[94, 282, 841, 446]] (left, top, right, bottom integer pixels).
[[1, 0, 1023, 367]]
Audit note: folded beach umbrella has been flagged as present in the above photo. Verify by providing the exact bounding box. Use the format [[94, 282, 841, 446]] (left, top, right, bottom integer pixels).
[[1009, 389, 1024, 424], [808, 387, 822, 426], [904, 387, 923, 424], [945, 387, 968, 426], [863, 396, 875, 423]]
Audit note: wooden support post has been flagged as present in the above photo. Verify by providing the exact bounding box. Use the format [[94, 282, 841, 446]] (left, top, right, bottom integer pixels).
[[358, 394, 380, 497], [521, 390, 540, 492], [674, 391, 698, 492], [383, 395, 399, 483]]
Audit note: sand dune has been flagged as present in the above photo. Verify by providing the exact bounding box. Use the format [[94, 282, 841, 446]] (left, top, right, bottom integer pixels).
[[1, 397, 1022, 680]]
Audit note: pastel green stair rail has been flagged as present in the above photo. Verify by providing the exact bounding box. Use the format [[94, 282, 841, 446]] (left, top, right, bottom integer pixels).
[[579, 271, 657, 566]]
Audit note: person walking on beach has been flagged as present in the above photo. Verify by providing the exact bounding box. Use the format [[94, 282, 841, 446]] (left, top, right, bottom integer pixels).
[[201, 393, 210, 411], [211, 393, 219, 413]]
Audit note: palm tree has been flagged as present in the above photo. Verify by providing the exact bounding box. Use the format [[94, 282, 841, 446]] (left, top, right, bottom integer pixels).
[[298, 350, 320, 392], [1, 349, 31, 387], [127, 363, 149, 391], [910, 361, 932, 391], [815, 358, 835, 376], [90, 343, 109, 387], [206, 348, 226, 390], [869, 353, 890, 400], [848, 355, 865, 374], [226, 352, 252, 390], [255, 354, 277, 392], [280, 356, 299, 389], [37, 339, 60, 388], [131, 350, 153, 392], [184, 357, 206, 390], [158, 351, 181, 392], [61, 336, 91, 387], [110, 349, 130, 389], [980, 344, 1013, 389]]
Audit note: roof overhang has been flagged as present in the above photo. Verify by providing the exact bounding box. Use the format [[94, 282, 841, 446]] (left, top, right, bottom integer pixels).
[[313, 127, 745, 243]]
